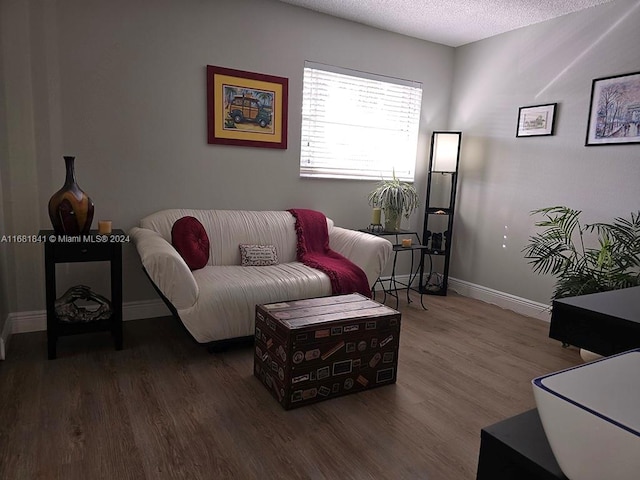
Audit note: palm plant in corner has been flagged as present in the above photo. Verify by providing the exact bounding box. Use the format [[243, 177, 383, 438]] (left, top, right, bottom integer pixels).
[[522, 206, 640, 300], [368, 171, 419, 232]]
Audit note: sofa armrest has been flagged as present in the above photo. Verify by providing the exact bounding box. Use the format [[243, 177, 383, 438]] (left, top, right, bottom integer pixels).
[[329, 227, 393, 287], [129, 227, 199, 310]]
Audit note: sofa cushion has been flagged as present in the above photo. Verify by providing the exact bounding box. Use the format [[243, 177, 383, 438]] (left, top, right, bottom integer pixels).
[[171, 216, 210, 270], [239, 244, 278, 266]]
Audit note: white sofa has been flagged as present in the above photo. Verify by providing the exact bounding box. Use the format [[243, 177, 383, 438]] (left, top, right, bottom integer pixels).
[[130, 209, 393, 344]]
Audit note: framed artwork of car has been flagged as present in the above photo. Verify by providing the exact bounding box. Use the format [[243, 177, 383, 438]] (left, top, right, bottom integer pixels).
[[207, 65, 288, 149]]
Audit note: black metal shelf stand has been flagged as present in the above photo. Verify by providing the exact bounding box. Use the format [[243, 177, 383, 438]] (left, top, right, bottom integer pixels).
[[419, 131, 462, 296]]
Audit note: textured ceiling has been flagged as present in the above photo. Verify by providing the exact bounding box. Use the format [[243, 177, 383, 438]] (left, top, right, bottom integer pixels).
[[276, 0, 615, 46]]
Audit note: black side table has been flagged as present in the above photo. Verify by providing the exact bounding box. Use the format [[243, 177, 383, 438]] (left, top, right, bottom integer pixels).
[[477, 409, 567, 480], [40, 230, 124, 359], [549, 286, 640, 355], [359, 229, 428, 309]]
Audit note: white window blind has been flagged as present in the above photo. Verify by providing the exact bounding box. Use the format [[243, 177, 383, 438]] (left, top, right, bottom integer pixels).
[[300, 61, 422, 182]]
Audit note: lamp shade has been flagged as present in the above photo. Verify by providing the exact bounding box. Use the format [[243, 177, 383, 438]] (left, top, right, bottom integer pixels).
[[432, 132, 461, 172]]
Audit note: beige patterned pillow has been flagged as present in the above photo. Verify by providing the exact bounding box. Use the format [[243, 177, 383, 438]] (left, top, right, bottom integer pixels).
[[239, 244, 278, 266]]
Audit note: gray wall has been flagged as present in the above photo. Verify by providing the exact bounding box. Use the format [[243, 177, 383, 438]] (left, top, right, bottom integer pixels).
[[1, 0, 454, 312], [0, 2, 7, 336], [3, 0, 638, 318], [449, 0, 640, 304], [1, 0, 29, 337]]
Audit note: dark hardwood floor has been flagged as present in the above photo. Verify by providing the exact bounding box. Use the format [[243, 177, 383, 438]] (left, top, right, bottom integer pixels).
[[0, 292, 580, 479]]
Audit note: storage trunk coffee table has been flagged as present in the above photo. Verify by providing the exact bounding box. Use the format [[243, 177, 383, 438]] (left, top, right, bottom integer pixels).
[[254, 293, 401, 409]]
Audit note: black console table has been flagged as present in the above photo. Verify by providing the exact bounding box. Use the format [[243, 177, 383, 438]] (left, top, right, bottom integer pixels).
[[477, 409, 567, 480], [549, 286, 640, 356], [40, 229, 124, 359], [360, 229, 427, 309]]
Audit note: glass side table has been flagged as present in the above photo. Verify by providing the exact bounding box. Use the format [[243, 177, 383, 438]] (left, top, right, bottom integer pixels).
[[359, 229, 427, 310]]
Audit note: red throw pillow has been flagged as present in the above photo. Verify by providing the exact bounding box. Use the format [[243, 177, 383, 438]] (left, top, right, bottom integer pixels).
[[171, 216, 210, 270]]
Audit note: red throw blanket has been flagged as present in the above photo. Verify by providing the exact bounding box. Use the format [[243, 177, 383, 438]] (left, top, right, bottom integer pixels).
[[288, 208, 371, 298]]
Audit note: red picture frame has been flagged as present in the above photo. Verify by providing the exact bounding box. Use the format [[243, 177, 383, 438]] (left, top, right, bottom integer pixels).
[[207, 65, 288, 149]]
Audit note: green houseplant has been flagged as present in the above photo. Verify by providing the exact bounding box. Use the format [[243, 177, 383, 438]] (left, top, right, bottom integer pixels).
[[368, 173, 419, 232], [522, 206, 640, 300]]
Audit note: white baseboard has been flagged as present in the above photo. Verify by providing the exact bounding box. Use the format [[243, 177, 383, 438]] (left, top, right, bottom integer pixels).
[[8, 299, 170, 335], [380, 274, 550, 322], [448, 277, 551, 322], [1, 279, 549, 359], [121, 299, 172, 322], [0, 315, 9, 360], [0, 299, 169, 360], [8, 310, 45, 335]]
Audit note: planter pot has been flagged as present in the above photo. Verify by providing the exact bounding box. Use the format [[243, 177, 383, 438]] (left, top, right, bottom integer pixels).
[[580, 348, 603, 363], [383, 209, 401, 232]]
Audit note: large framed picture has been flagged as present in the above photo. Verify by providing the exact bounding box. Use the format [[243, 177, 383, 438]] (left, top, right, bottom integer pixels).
[[585, 71, 640, 146], [516, 103, 557, 137], [207, 65, 288, 149]]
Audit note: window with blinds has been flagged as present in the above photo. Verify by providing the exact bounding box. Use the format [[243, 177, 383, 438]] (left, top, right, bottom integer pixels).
[[300, 61, 422, 182]]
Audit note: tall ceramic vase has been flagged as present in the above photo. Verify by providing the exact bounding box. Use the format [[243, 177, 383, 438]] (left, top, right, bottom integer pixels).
[[48, 156, 94, 235]]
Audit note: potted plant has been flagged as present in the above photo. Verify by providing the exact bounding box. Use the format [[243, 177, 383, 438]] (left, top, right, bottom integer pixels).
[[523, 206, 640, 361], [522, 206, 640, 300], [368, 173, 419, 232]]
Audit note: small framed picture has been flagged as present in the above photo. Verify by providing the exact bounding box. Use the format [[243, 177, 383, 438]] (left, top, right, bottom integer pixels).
[[516, 103, 557, 137], [585, 71, 640, 146]]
